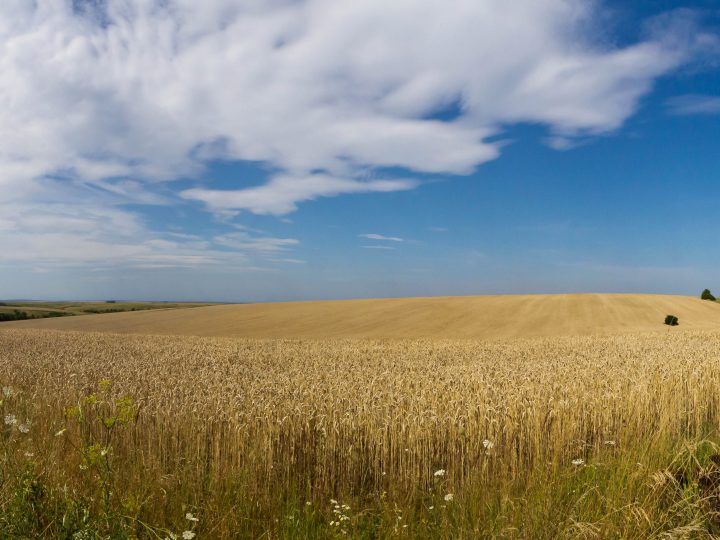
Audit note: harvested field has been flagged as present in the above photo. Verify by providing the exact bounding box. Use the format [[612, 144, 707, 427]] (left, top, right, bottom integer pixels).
[[4, 293, 720, 339]]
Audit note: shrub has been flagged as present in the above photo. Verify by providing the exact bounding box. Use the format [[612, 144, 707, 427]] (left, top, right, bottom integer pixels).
[[664, 315, 679, 326], [701, 289, 716, 301], [0, 311, 30, 322]]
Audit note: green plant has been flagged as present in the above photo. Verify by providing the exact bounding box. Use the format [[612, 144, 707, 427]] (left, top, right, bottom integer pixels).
[[0, 379, 199, 539], [664, 315, 679, 326], [701, 289, 716, 301]]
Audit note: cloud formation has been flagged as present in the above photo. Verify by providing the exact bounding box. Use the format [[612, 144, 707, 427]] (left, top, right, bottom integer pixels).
[[182, 175, 417, 216], [0, 189, 300, 271], [666, 94, 720, 115], [0, 1, 715, 269], [359, 234, 404, 242]]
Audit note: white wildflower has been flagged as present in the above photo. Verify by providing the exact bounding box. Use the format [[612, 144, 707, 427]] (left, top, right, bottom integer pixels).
[[18, 423, 30, 434], [24, 452, 34, 458], [185, 512, 199, 522], [428, 506, 434, 510], [2, 387, 13, 398], [55, 428, 67, 437], [604, 440, 616, 446], [182, 532, 195, 540], [330, 499, 338, 505], [572, 458, 585, 466], [4, 414, 17, 426], [434, 469, 446, 477], [482, 439, 494, 450], [444, 493, 454, 502], [306, 501, 312, 506]]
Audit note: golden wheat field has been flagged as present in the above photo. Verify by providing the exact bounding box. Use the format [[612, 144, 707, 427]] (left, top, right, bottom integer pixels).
[[6, 293, 720, 339], [3, 295, 720, 538]]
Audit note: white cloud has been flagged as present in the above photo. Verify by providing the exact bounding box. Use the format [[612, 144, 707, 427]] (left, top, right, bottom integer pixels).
[[0, 206, 221, 270], [362, 245, 396, 250], [543, 136, 591, 151], [359, 234, 404, 242], [182, 174, 417, 215], [666, 94, 720, 115], [214, 231, 299, 252], [0, 195, 300, 270], [0, 0, 715, 267], [270, 258, 306, 264]]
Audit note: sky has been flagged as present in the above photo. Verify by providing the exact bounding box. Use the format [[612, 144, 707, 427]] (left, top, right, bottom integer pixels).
[[0, 0, 719, 302]]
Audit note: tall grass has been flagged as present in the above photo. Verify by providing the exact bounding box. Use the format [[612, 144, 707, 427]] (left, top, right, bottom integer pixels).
[[1, 329, 720, 537]]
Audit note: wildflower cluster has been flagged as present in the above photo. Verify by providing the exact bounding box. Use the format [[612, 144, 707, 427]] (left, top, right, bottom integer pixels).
[[180, 512, 199, 539], [160, 512, 199, 540], [1, 385, 32, 438], [329, 499, 351, 534]]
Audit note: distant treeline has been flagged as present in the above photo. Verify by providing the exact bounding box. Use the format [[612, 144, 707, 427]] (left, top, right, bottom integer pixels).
[[0, 310, 69, 322], [0, 306, 155, 322], [82, 307, 147, 314]]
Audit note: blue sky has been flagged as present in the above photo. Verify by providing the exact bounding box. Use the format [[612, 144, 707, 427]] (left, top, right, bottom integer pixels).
[[0, 0, 719, 302]]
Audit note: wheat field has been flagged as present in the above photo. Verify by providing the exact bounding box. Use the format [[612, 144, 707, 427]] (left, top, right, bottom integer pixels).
[[3, 314, 720, 537], [6, 293, 720, 339]]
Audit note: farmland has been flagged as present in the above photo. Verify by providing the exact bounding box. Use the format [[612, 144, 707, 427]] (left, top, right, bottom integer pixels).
[[6, 293, 720, 338], [0, 300, 214, 322], [2, 295, 720, 538]]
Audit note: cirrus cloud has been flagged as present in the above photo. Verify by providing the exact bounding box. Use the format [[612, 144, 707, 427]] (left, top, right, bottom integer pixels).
[[666, 94, 720, 115], [359, 234, 404, 242]]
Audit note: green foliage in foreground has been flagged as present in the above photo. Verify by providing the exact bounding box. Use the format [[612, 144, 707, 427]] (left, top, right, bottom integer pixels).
[[3, 382, 720, 539], [702, 289, 717, 302]]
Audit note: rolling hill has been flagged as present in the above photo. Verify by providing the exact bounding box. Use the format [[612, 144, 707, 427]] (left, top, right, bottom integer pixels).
[[2, 294, 719, 339]]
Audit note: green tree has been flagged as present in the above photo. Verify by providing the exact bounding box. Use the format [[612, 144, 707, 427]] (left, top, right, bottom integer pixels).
[[701, 289, 716, 301]]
